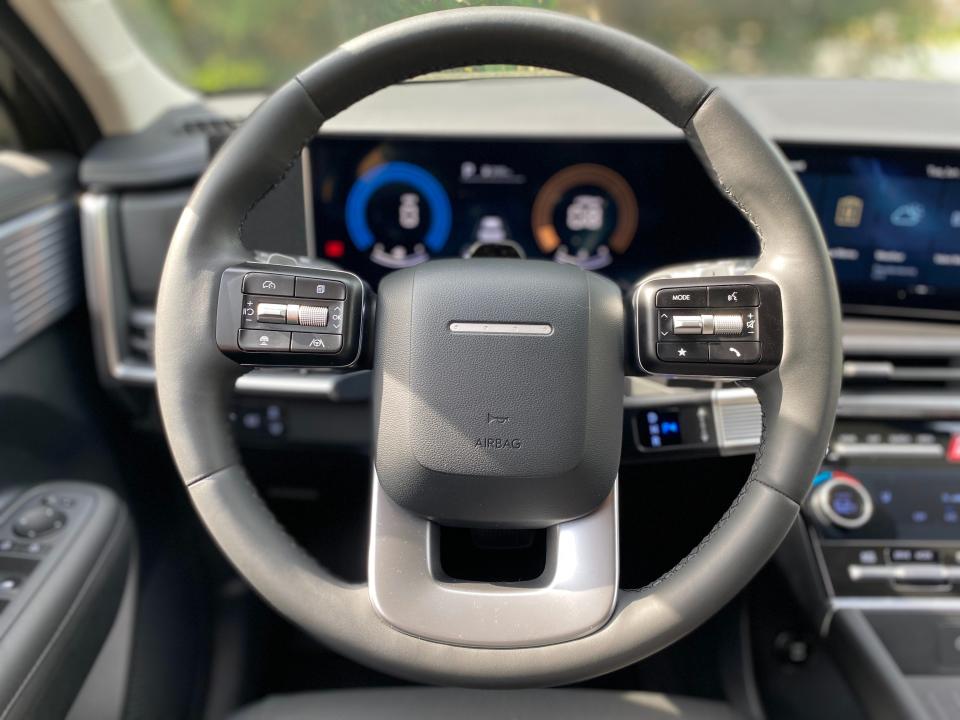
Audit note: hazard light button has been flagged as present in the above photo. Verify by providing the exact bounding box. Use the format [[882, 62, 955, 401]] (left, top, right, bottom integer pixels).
[[947, 435, 960, 463]]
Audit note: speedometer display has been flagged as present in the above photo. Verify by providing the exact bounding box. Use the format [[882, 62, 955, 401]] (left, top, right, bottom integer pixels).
[[345, 161, 452, 269], [531, 163, 639, 270], [308, 137, 759, 287]]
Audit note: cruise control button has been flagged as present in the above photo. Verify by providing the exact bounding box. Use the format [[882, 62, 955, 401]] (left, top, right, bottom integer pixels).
[[256, 302, 288, 324], [708, 284, 759, 308], [242, 273, 294, 297], [238, 329, 291, 352], [708, 342, 760, 364], [656, 287, 707, 308], [657, 342, 708, 362], [291, 333, 342, 353], [295, 277, 346, 301]]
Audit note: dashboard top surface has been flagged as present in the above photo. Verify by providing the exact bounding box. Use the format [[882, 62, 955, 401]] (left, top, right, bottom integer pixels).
[[82, 77, 960, 189]]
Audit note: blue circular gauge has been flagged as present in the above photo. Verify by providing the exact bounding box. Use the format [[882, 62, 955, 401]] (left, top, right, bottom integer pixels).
[[345, 161, 452, 254]]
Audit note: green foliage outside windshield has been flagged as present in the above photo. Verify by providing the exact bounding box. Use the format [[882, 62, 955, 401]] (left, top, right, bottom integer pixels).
[[115, 0, 960, 93]]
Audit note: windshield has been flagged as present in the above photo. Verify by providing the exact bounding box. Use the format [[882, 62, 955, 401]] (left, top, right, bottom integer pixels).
[[114, 0, 960, 93]]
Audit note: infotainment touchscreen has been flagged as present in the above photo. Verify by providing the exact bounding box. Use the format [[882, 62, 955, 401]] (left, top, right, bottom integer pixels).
[[786, 147, 960, 318]]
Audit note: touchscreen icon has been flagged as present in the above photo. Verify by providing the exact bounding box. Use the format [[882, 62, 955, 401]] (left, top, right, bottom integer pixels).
[[889, 202, 925, 228], [834, 195, 864, 228]]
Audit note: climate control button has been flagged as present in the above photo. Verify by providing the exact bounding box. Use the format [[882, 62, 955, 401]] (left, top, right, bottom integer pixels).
[[813, 474, 874, 529]]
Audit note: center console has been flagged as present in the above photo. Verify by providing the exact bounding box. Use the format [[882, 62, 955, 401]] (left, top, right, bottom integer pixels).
[[807, 421, 960, 599]]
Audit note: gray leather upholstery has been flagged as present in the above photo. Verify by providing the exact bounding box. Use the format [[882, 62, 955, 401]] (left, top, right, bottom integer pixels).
[[231, 688, 741, 720], [155, 6, 842, 687]]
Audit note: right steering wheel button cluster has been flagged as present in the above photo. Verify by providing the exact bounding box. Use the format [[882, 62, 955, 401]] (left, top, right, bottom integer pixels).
[[637, 276, 782, 376]]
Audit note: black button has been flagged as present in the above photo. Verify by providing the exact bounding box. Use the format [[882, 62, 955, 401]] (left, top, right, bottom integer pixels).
[[708, 284, 759, 307], [708, 342, 760, 364], [238, 329, 290, 352], [13, 506, 66, 539], [889, 547, 913, 563], [657, 342, 708, 362], [242, 273, 294, 297], [291, 333, 343, 354], [656, 287, 707, 308], [295, 277, 346, 301]]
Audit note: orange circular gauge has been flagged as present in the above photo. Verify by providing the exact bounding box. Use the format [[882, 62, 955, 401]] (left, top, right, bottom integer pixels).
[[531, 164, 639, 268]]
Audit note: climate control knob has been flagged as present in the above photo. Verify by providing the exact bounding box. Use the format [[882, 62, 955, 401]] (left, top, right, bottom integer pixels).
[[812, 474, 874, 529]]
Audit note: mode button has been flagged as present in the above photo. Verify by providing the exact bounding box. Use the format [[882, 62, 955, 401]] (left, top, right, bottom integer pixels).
[[656, 287, 707, 308]]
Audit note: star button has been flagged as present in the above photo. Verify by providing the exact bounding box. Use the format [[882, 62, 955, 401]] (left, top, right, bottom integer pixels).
[[677, 347, 687, 357]]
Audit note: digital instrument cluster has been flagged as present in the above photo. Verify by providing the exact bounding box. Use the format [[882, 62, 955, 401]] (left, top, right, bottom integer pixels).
[[308, 137, 758, 288], [308, 137, 960, 317]]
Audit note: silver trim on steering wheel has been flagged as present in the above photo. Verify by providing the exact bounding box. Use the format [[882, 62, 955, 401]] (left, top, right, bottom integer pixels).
[[368, 471, 619, 648]]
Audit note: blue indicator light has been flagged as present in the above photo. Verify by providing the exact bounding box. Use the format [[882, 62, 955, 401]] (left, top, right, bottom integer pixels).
[[812, 471, 832, 486], [345, 161, 452, 253], [660, 421, 680, 436]]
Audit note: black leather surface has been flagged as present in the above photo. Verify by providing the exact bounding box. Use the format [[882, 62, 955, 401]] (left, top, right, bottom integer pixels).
[[231, 688, 742, 720], [155, 6, 841, 686], [685, 91, 842, 504], [154, 79, 324, 484]]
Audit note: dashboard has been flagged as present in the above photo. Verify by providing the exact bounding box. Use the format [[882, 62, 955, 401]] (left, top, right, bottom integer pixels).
[[308, 136, 960, 319]]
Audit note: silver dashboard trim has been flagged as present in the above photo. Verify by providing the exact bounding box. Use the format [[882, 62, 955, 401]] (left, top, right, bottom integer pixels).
[[300, 146, 317, 258], [711, 387, 762, 455], [368, 471, 619, 649], [831, 597, 960, 613]]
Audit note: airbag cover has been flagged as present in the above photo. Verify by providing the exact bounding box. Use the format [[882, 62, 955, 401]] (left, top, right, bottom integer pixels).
[[373, 259, 623, 527]]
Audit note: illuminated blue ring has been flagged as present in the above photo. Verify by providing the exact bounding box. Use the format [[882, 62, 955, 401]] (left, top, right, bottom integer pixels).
[[345, 161, 452, 253]]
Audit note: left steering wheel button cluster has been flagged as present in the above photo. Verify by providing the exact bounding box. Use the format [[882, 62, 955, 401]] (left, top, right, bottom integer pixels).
[[238, 329, 291, 352]]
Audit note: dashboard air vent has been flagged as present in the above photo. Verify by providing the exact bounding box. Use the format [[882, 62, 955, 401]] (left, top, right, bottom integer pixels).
[[178, 117, 242, 140], [843, 355, 960, 390]]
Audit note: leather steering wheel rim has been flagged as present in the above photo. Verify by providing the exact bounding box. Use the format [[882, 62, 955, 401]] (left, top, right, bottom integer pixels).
[[155, 7, 842, 687]]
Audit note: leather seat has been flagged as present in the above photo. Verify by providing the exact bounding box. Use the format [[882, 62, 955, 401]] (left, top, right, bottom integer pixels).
[[231, 687, 742, 719]]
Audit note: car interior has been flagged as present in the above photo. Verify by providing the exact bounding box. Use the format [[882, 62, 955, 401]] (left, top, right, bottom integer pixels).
[[0, 1, 959, 718]]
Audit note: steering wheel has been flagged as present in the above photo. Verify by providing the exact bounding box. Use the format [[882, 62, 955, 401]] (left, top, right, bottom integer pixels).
[[155, 7, 841, 687]]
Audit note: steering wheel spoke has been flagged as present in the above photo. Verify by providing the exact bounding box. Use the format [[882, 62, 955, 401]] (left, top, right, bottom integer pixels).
[[214, 262, 371, 368], [632, 274, 783, 379], [368, 471, 619, 648]]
